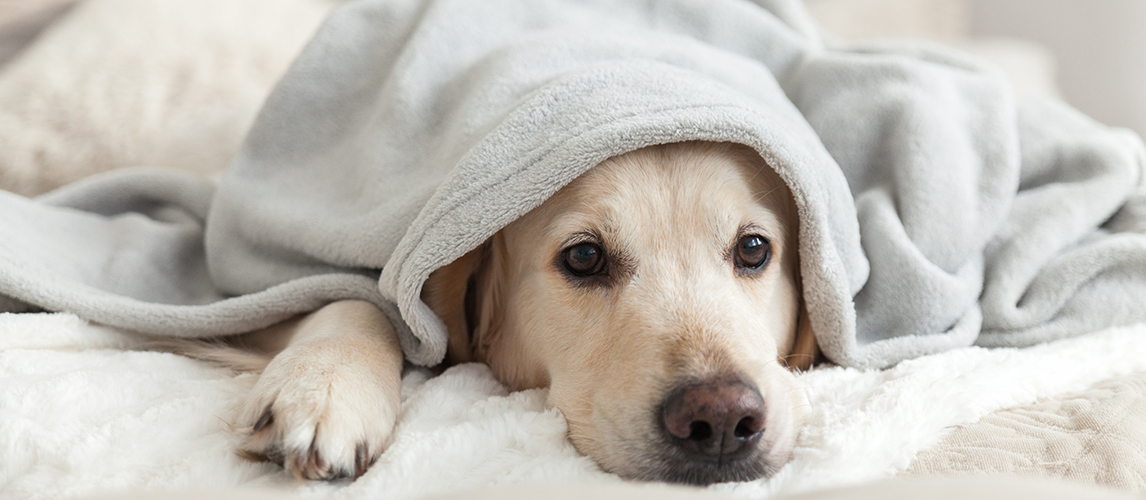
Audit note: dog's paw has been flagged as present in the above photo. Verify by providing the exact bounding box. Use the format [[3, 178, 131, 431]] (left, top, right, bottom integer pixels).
[[237, 341, 399, 480]]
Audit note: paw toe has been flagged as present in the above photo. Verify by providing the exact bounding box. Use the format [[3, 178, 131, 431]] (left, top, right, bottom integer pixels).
[[355, 442, 377, 478], [284, 444, 336, 480]]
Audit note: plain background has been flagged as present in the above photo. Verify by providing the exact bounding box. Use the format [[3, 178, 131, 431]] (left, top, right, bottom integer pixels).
[[808, 0, 1146, 139]]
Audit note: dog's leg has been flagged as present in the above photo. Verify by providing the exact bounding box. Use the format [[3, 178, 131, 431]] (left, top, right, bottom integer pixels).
[[238, 300, 402, 480]]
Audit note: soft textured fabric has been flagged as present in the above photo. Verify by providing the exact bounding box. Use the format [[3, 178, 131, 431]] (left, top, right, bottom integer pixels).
[[0, 0, 334, 197], [1, 0, 1145, 368], [6, 314, 1146, 499], [904, 371, 1146, 491]]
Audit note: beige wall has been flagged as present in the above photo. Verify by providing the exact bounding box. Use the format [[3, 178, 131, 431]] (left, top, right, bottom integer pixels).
[[972, 0, 1146, 138], [806, 0, 1146, 139], [805, 0, 971, 41]]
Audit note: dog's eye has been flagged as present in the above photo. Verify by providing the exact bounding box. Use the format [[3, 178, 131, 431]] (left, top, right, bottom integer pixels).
[[736, 235, 771, 270], [563, 243, 605, 277]]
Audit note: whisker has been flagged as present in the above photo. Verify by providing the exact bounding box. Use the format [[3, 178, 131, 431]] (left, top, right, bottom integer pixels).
[[753, 184, 785, 204]]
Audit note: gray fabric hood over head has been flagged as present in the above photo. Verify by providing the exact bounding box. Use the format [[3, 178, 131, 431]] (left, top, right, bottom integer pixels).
[[2, 0, 1146, 369]]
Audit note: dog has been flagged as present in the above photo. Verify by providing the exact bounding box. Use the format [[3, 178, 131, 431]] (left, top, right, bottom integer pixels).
[[0, 0, 816, 487], [210, 141, 818, 485]]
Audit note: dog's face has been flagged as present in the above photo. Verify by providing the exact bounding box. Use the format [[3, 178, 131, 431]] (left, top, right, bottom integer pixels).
[[423, 141, 813, 485]]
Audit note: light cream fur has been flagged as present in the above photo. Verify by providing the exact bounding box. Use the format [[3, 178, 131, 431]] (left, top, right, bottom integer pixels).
[[0, 0, 333, 196]]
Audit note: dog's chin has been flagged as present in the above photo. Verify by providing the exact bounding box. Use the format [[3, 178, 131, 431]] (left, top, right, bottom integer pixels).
[[594, 436, 791, 486], [638, 449, 778, 486]]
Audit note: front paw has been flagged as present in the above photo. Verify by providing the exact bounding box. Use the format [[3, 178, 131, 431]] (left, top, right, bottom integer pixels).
[[237, 342, 399, 480]]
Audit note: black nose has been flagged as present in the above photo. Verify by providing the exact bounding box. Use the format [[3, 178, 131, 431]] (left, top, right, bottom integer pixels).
[[661, 378, 766, 460]]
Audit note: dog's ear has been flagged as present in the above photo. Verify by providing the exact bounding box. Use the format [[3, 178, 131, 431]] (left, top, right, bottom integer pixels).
[[422, 233, 507, 365], [782, 299, 819, 372]]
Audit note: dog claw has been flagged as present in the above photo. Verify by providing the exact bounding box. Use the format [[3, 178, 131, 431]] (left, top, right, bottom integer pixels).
[[355, 442, 370, 478], [253, 405, 274, 432]]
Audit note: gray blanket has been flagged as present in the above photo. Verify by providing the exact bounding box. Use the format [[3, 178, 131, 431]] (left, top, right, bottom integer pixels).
[[2, 0, 1145, 369]]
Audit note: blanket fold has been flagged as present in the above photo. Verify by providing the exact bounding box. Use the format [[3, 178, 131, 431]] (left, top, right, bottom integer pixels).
[[1, 0, 1144, 368]]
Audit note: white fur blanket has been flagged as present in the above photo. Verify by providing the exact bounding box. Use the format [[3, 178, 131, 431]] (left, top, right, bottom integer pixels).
[[5, 313, 1146, 499]]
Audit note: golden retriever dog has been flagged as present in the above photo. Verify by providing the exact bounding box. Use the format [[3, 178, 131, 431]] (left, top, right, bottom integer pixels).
[[216, 141, 818, 486], [0, 0, 814, 487]]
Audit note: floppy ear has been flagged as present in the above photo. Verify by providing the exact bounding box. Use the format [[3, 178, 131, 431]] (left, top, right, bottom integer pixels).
[[782, 300, 819, 371], [421, 233, 508, 365]]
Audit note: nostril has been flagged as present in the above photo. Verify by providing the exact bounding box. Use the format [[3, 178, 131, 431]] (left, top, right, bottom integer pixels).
[[688, 421, 713, 441], [733, 416, 762, 438]]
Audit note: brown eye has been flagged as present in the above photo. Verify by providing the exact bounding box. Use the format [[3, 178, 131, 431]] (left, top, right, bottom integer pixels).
[[736, 235, 771, 270], [563, 242, 605, 277]]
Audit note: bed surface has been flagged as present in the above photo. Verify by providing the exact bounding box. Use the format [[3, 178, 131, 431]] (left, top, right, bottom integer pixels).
[[6, 312, 1146, 498], [905, 371, 1146, 490]]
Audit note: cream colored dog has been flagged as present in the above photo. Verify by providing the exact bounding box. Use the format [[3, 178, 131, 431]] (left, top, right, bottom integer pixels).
[[223, 141, 817, 485], [0, 0, 814, 486]]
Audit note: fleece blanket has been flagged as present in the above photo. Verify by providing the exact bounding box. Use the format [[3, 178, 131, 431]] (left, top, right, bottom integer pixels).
[[2, 0, 1146, 371], [6, 313, 1146, 499]]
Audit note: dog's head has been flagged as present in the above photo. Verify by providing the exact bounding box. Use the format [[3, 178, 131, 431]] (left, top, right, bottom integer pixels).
[[423, 141, 815, 485]]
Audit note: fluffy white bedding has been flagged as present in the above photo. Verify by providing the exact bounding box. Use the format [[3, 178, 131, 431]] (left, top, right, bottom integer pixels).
[[4, 313, 1146, 499]]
